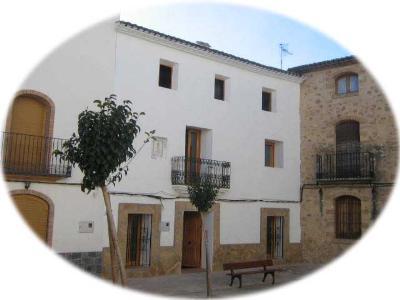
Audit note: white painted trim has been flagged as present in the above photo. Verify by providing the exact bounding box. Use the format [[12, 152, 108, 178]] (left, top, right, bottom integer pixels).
[[116, 23, 304, 84]]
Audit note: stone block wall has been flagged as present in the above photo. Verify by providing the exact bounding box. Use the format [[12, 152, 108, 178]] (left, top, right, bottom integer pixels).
[[299, 60, 398, 264], [59, 251, 102, 276]]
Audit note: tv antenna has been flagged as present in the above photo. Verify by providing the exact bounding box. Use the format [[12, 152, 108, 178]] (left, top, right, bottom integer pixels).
[[279, 43, 293, 70]]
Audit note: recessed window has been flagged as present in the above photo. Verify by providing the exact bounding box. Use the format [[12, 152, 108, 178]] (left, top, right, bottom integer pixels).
[[265, 140, 283, 168], [214, 78, 225, 100], [126, 214, 152, 267], [267, 216, 284, 259], [159, 64, 172, 89], [262, 91, 272, 111], [336, 196, 361, 239], [158, 59, 178, 90], [336, 73, 359, 95], [265, 141, 275, 167]]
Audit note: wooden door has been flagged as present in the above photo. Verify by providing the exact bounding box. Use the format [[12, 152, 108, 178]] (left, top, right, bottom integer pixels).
[[185, 128, 201, 183], [335, 121, 361, 178], [13, 194, 49, 243], [182, 212, 202, 268], [6, 96, 50, 174]]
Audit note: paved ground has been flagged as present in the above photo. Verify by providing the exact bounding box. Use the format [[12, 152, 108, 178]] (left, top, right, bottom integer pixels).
[[127, 263, 321, 298]]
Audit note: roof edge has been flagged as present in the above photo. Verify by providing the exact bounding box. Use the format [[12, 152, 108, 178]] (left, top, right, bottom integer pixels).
[[116, 21, 303, 83], [288, 56, 358, 74]]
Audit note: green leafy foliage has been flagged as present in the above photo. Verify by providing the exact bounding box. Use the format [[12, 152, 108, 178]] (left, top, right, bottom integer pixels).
[[54, 94, 153, 193], [187, 177, 220, 212]]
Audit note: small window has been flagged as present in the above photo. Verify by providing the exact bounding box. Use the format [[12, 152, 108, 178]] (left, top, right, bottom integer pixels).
[[126, 214, 152, 267], [159, 64, 172, 89], [267, 216, 284, 259], [265, 141, 275, 167], [336, 73, 359, 95], [336, 196, 361, 239], [214, 78, 225, 100], [262, 91, 272, 111]]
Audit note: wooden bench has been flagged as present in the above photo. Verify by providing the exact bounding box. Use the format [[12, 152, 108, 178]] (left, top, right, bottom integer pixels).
[[223, 259, 283, 288]]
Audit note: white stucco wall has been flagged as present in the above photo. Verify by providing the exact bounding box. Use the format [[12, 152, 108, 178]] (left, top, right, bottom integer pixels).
[[5, 18, 302, 253]]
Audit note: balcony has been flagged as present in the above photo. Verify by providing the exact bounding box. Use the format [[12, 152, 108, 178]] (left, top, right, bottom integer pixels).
[[1, 132, 72, 177], [171, 156, 231, 189], [316, 151, 375, 183]]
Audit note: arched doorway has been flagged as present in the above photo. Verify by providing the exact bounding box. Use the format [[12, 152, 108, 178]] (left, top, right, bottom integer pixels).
[[12, 193, 50, 243]]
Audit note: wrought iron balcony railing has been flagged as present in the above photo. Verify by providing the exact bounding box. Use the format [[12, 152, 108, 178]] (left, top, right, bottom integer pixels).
[[171, 156, 231, 188], [316, 151, 375, 182], [1, 131, 72, 177]]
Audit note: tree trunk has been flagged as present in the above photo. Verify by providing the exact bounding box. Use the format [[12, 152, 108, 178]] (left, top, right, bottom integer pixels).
[[108, 225, 119, 283], [201, 212, 212, 297], [101, 185, 127, 286]]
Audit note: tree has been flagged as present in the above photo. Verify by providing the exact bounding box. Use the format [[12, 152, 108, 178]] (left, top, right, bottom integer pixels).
[[187, 177, 220, 297], [55, 94, 154, 286]]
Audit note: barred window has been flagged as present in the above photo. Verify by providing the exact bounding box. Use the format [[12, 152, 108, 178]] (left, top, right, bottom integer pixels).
[[126, 214, 152, 267], [336, 196, 361, 239], [267, 216, 284, 259]]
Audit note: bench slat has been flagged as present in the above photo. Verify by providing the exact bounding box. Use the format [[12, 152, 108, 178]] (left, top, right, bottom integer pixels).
[[223, 259, 273, 270]]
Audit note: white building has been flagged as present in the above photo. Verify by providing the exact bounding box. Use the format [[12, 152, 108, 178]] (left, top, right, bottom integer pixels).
[[2, 17, 302, 277]]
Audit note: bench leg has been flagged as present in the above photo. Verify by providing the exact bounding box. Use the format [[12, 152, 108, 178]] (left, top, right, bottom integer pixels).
[[229, 275, 234, 287], [262, 272, 268, 282], [262, 272, 275, 284], [238, 275, 242, 288]]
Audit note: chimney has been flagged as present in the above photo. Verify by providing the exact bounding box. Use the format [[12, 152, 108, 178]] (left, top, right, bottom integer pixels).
[[196, 41, 211, 48]]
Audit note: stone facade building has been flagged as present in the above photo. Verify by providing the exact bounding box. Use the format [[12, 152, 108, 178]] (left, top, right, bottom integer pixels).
[[289, 56, 398, 263]]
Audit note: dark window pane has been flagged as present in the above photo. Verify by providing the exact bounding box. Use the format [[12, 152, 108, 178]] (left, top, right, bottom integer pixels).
[[214, 78, 224, 100], [262, 91, 272, 111], [159, 64, 172, 89], [336, 121, 360, 151]]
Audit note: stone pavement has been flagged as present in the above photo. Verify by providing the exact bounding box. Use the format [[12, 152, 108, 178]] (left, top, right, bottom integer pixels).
[[127, 263, 320, 298]]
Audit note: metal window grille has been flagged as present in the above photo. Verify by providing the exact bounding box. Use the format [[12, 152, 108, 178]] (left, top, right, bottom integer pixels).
[[266, 216, 284, 259], [126, 214, 152, 267], [336, 196, 361, 239], [171, 156, 231, 188], [1, 131, 71, 177]]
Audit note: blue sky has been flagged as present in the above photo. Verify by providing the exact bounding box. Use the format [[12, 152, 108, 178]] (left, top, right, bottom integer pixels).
[[122, 3, 350, 70]]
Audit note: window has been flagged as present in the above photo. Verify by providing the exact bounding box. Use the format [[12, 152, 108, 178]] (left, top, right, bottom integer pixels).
[[264, 140, 284, 168], [336, 73, 359, 95], [126, 214, 152, 267], [267, 216, 284, 259], [262, 91, 272, 111], [336, 196, 361, 239], [265, 141, 275, 167], [214, 78, 225, 100], [159, 64, 172, 89]]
